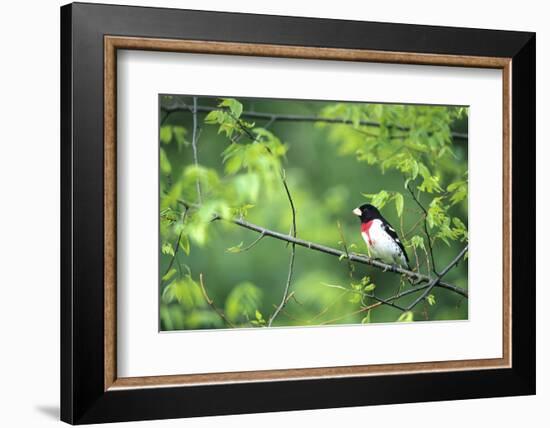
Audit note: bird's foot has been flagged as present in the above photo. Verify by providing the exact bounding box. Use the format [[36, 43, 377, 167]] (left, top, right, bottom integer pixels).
[[385, 263, 399, 273], [381, 263, 397, 272]]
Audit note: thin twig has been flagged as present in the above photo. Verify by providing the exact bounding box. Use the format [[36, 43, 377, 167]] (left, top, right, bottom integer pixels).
[[162, 103, 468, 140], [307, 290, 349, 323], [423, 301, 430, 321], [177, 200, 468, 298], [403, 212, 426, 239], [270, 243, 295, 326], [412, 244, 420, 273], [405, 245, 468, 311], [198, 274, 235, 328], [407, 184, 437, 274], [268, 173, 297, 327], [323, 282, 407, 312], [423, 244, 431, 274], [228, 232, 266, 253], [264, 117, 276, 130], [162, 207, 188, 279], [321, 302, 382, 325], [319, 278, 452, 325], [337, 221, 355, 278], [270, 294, 305, 323], [282, 174, 297, 241], [160, 112, 170, 126], [271, 306, 301, 322], [213, 110, 298, 326], [191, 96, 202, 204]]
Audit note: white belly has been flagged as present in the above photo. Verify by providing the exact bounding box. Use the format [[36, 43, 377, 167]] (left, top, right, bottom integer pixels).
[[361, 219, 407, 267]]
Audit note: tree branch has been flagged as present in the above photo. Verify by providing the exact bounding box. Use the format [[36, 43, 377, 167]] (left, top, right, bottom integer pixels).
[[405, 245, 468, 311], [323, 282, 408, 312], [227, 232, 266, 253], [337, 221, 355, 278], [198, 274, 235, 328], [191, 96, 202, 204], [365, 293, 408, 311], [162, 207, 188, 279], [177, 200, 468, 299], [321, 274, 468, 325], [268, 172, 297, 327], [227, 108, 300, 327], [161, 102, 468, 140], [407, 184, 437, 274]]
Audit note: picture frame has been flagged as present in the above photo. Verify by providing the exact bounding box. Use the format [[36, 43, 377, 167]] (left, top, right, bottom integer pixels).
[[61, 2, 535, 424]]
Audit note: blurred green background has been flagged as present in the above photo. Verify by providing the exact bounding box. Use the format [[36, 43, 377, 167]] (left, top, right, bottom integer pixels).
[[159, 95, 468, 330]]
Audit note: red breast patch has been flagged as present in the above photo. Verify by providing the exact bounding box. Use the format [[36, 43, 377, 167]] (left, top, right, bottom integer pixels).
[[361, 221, 374, 245]]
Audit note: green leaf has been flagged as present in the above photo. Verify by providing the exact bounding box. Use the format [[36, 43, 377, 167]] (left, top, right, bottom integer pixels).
[[362, 190, 390, 209], [426, 294, 436, 306], [427, 197, 446, 229], [204, 110, 220, 124], [179, 233, 191, 255], [410, 235, 425, 250], [185, 310, 225, 329], [224, 154, 243, 174], [232, 203, 256, 218], [162, 268, 177, 281], [219, 98, 243, 118], [322, 283, 349, 292], [250, 309, 266, 326], [182, 165, 221, 195], [224, 282, 263, 322], [397, 311, 414, 322], [188, 222, 207, 246], [394, 193, 404, 217], [411, 160, 419, 179], [172, 126, 188, 149], [364, 283, 376, 292], [219, 121, 236, 138], [161, 242, 175, 257], [447, 180, 468, 206], [160, 125, 172, 144], [162, 275, 204, 309], [348, 294, 361, 304], [226, 242, 244, 253], [159, 148, 172, 174], [418, 163, 443, 193]]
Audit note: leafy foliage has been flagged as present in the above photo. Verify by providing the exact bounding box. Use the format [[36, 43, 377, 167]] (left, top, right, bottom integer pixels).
[[159, 95, 469, 330], [224, 281, 263, 323]]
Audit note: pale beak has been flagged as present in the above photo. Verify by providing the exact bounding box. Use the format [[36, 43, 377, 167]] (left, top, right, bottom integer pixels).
[[352, 208, 362, 216]]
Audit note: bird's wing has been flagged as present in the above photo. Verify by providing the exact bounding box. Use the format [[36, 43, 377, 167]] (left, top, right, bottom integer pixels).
[[381, 222, 410, 264]]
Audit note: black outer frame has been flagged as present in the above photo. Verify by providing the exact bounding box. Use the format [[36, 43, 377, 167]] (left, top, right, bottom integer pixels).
[[60, 2, 535, 424]]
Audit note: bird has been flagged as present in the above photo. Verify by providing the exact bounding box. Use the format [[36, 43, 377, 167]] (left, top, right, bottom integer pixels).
[[352, 203, 411, 271]]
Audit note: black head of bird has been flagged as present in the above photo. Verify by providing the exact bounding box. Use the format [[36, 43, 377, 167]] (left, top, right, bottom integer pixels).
[[352, 204, 382, 223]]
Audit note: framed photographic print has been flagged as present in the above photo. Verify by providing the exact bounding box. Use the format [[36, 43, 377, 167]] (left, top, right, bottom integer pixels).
[[61, 2, 536, 424]]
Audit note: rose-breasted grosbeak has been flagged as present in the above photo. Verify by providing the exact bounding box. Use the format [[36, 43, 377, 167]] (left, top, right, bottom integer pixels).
[[353, 204, 411, 270]]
